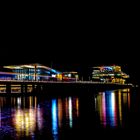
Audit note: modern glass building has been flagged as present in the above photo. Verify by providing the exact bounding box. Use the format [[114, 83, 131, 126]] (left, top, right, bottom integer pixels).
[[92, 65, 129, 84], [2, 63, 61, 81]]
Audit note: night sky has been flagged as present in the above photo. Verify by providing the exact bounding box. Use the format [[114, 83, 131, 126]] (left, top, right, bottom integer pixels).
[[0, 9, 139, 84]]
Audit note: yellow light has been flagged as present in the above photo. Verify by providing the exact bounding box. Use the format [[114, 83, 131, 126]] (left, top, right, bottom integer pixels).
[[118, 90, 122, 125], [3, 66, 22, 69], [13, 109, 36, 136], [58, 99, 63, 128], [76, 98, 79, 117], [20, 65, 35, 68]]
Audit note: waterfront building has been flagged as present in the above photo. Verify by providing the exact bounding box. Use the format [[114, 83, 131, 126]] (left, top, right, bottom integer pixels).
[[92, 65, 129, 84], [62, 71, 79, 81], [1, 63, 61, 81]]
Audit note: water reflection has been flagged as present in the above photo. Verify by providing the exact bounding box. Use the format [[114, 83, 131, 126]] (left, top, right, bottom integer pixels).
[[58, 99, 63, 128], [95, 88, 131, 128], [52, 99, 58, 140], [13, 108, 36, 137], [0, 88, 133, 139], [0, 95, 79, 139], [68, 97, 73, 128]]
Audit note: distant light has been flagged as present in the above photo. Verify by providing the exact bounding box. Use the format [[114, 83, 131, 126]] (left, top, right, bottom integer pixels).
[[52, 74, 56, 77], [51, 69, 56, 73]]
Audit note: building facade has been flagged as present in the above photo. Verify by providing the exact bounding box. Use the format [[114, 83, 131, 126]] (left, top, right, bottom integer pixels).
[[2, 63, 60, 81], [92, 65, 129, 84], [62, 72, 79, 81]]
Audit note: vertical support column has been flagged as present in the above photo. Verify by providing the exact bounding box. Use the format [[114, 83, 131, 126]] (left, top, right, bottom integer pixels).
[[21, 84, 24, 93], [32, 84, 36, 92], [25, 84, 27, 93], [32, 84, 35, 89], [21, 84, 27, 93], [6, 83, 11, 93]]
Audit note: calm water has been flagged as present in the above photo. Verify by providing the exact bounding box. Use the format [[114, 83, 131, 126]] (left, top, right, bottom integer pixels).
[[0, 88, 140, 139]]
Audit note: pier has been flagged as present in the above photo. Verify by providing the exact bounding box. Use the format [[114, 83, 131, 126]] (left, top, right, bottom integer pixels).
[[0, 80, 133, 95]]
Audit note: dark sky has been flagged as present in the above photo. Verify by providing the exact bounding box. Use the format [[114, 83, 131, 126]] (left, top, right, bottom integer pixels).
[[0, 9, 139, 83]]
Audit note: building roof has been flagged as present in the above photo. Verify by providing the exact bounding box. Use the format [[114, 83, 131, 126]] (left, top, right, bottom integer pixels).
[[3, 63, 61, 74]]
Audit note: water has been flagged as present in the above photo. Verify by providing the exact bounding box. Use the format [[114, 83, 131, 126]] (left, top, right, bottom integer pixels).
[[0, 88, 140, 139]]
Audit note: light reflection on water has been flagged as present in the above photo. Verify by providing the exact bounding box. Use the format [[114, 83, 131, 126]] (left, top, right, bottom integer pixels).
[[0, 95, 79, 139], [52, 99, 58, 140], [0, 88, 134, 139], [95, 89, 131, 128]]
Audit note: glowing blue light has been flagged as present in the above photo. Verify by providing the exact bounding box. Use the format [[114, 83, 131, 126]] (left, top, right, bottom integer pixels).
[[103, 67, 113, 71], [52, 99, 58, 139], [51, 69, 57, 73], [108, 91, 116, 127], [45, 71, 50, 74]]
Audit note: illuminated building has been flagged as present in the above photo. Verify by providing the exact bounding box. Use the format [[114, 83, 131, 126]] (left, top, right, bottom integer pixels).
[[1, 63, 61, 81], [62, 72, 79, 81], [92, 65, 129, 84]]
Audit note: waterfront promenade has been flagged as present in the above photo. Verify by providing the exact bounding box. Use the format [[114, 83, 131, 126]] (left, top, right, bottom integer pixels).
[[0, 79, 134, 95]]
